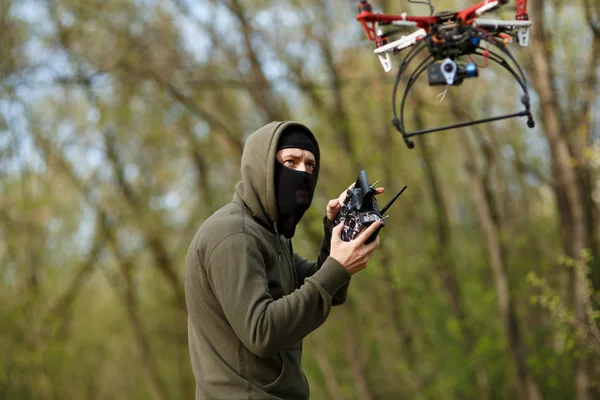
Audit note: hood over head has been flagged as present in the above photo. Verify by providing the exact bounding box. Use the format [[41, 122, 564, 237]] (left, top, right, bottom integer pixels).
[[234, 121, 320, 232]]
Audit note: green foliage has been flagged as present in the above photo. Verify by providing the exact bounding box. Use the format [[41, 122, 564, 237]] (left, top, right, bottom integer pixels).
[[1, 0, 599, 399]]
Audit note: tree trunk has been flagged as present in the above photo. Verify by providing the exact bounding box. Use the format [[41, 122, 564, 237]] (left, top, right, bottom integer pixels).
[[415, 106, 492, 400], [120, 264, 170, 400], [529, 1, 591, 398], [314, 349, 346, 400], [378, 97, 427, 397], [457, 133, 543, 400], [103, 221, 170, 400], [342, 303, 375, 400], [378, 248, 427, 395], [574, 14, 600, 296], [103, 129, 187, 313]]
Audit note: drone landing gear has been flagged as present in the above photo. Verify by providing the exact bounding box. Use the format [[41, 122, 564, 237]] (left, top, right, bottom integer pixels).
[[396, 109, 534, 149], [391, 29, 535, 149]]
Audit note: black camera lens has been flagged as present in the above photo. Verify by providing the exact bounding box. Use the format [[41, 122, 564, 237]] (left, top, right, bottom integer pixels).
[[443, 63, 454, 72]]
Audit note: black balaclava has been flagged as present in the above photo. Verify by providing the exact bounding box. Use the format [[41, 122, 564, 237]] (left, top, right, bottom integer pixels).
[[275, 128, 318, 239]]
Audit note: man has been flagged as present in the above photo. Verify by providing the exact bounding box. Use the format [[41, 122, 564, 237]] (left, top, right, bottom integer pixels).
[[185, 121, 382, 399]]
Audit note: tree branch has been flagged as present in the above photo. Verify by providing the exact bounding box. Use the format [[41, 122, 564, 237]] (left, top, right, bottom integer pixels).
[[221, 0, 288, 121], [46, 215, 107, 324], [103, 128, 186, 312], [147, 70, 244, 157], [102, 217, 171, 400], [584, 0, 600, 37]]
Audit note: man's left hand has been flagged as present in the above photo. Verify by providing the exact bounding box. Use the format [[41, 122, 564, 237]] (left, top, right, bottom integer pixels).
[[326, 183, 385, 223]]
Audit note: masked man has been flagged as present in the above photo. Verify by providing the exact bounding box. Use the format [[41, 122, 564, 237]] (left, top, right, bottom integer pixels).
[[185, 121, 382, 399]]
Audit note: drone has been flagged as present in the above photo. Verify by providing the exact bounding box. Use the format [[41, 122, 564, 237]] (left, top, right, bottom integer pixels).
[[356, 0, 535, 148]]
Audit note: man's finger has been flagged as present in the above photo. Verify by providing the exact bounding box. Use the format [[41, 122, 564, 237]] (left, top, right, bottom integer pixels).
[[354, 219, 382, 246], [364, 235, 381, 252], [332, 220, 344, 238], [328, 199, 340, 208], [338, 182, 355, 201]]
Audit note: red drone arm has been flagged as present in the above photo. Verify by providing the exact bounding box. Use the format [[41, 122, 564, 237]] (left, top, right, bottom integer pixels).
[[357, 13, 439, 36], [358, 12, 439, 29], [356, 0, 438, 40]]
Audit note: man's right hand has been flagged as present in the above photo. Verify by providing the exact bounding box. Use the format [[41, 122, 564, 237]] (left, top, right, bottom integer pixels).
[[329, 220, 382, 276]]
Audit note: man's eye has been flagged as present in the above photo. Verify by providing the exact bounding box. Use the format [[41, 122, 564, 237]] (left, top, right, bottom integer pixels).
[[284, 160, 294, 165], [307, 163, 315, 169]]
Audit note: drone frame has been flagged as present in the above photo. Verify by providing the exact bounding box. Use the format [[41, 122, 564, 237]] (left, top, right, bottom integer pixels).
[[356, 0, 535, 149]]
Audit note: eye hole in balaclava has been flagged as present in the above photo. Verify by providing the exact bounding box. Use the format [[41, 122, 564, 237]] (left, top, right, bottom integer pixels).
[[275, 128, 318, 239]]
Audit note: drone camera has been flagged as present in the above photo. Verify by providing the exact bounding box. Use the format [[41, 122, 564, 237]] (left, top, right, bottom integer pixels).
[[428, 58, 479, 86]]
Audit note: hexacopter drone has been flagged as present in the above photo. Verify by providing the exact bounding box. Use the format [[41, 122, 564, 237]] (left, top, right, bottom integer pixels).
[[356, 0, 535, 148]]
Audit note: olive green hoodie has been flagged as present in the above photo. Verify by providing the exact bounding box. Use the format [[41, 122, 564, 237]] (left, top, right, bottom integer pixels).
[[185, 121, 351, 400]]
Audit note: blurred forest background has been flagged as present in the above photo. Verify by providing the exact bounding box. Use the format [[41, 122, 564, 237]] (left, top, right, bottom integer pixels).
[[1, 0, 599, 399]]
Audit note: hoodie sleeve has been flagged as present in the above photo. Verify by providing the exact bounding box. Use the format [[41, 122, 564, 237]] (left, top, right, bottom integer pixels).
[[206, 232, 350, 359], [293, 217, 350, 306]]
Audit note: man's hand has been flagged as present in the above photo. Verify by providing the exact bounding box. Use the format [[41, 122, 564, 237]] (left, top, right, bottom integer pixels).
[[326, 184, 385, 223], [329, 219, 382, 276]]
